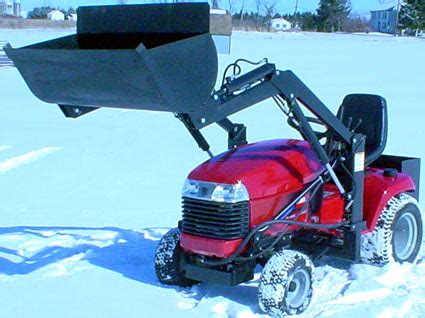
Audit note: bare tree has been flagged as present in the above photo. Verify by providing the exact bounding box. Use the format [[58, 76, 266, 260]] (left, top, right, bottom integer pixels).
[[210, 0, 219, 9], [228, 0, 236, 15], [254, 0, 278, 31], [254, 0, 263, 30], [262, 0, 278, 20], [239, 0, 245, 21]]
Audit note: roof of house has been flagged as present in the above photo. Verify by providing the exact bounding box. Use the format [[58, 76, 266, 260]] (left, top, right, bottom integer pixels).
[[370, 6, 396, 13], [48, 10, 65, 16], [270, 18, 291, 23]]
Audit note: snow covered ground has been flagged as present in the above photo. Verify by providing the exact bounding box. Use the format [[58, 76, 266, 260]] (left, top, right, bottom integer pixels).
[[0, 30, 424, 317]]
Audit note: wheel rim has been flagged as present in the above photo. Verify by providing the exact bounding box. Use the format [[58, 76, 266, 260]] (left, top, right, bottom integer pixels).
[[286, 269, 311, 308], [393, 212, 418, 261]]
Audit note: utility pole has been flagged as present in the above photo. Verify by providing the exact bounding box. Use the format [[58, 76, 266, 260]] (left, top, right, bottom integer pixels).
[[293, 0, 299, 28], [394, 0, 401, 36]]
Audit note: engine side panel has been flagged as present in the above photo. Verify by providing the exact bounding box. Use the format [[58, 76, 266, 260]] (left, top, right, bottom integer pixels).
[[317, 184, 345, 224], [249, 190, 299, 227]]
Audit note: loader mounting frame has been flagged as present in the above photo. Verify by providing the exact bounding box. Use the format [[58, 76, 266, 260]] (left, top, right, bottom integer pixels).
[[177, 63, 366, 262]]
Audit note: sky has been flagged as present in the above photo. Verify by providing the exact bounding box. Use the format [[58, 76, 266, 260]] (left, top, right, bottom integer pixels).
[[18, 0, 401, 16]]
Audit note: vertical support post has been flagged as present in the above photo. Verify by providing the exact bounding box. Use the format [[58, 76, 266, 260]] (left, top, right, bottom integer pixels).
[[288, 96, 345, 195], [293, 0, 299, 28], [217, 118, 247, 150], [395, 0, 401, 36], [343, 133, 366, 261]]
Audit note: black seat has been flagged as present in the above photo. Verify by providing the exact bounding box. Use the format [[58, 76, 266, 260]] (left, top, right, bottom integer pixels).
[[337, 94, 388, 166]]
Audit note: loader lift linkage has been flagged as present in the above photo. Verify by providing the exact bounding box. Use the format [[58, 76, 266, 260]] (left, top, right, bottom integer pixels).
[[173, 62, 366, 262]]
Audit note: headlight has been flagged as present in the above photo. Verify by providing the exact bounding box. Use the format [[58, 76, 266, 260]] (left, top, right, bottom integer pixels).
[[182, 179, 249, 203]]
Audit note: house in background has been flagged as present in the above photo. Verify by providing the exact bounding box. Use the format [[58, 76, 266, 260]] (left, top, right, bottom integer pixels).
[[0, 1, 12, 16], [47, 9, 65, 21], [12, 0, 19, 16], [270, 18, 292, 32], [370, 6, 397, 34], [0, 0, 21, 17]]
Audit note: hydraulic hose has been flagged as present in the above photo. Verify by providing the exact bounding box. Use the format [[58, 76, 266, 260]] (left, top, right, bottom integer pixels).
[[200, 219, 348, 266]]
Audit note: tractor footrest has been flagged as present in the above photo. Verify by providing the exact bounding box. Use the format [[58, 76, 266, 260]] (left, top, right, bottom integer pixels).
[[182, 262, 254, 286]]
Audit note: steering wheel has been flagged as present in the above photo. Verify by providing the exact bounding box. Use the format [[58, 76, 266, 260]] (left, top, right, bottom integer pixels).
[[287, 116, 328, 140]]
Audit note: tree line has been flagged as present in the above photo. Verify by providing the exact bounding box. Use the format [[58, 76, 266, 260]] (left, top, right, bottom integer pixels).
[[26, 1, 425, 35], [399, 0, 425, 36], [230, 0, 424, 34], [232, 0, 368, 32]]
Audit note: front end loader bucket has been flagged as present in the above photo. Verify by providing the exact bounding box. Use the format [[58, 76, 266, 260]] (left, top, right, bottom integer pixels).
[[5, 3, 218, 114]]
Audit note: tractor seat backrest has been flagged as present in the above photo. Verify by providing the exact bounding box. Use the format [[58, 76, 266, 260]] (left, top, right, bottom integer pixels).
[[337, 94, 388, 166]]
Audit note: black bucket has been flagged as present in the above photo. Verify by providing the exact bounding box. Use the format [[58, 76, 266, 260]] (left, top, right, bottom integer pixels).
[[5, 3, 218, 113]]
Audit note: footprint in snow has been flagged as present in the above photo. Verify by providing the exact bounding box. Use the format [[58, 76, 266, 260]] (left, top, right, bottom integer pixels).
[[302, 265, 351, 317], [210, 301, 238, 318], [176, 285, 204, 310]]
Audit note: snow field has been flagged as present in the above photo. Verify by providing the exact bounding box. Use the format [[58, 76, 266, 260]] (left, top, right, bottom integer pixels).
[[0, 29, 424, 317]]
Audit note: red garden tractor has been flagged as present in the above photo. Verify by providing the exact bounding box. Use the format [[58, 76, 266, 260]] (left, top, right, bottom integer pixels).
[[5, 3, 422, 316]]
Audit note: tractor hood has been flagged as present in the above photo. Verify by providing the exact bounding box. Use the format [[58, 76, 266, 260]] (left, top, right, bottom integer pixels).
[[188, 139, 325, 199]]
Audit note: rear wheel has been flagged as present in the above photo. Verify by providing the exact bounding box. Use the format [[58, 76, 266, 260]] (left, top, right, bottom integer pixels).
[[361, 193, 423, 265], [154, 228, 197, 287], [258, 250, 313, 316]]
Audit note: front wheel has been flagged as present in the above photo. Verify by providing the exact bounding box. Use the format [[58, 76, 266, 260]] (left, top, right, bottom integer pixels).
[[361, 193, 423, 265], [154, 228, 197, 287], [258, 250, 314, 316]]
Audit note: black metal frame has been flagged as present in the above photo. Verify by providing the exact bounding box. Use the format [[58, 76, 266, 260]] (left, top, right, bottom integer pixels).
[[168, 62, 376, 286], [177, 64, 366, 263], [176, 114, 248, 157]]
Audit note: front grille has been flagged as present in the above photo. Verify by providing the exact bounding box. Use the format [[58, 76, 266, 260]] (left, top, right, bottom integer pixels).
[[181, 197, 250, 240]]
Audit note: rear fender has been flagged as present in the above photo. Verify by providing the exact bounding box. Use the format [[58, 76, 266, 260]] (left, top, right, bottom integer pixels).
[[363, 168, 416, 232]]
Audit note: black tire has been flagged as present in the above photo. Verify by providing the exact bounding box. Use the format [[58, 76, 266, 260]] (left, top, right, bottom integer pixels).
[[154, 228, 197, 287], [361, 193, 423, 265], [258, 250, 314, 316]]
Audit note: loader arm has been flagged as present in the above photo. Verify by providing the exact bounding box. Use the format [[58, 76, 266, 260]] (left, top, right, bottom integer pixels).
[[193, 68, 353, 145]]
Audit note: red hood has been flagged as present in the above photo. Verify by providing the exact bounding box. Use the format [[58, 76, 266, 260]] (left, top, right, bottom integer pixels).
[[188, 139, 325, 199]]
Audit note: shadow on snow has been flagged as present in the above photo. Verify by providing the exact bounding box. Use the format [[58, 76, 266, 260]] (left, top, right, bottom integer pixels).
[[0, 225, 260, 311]]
